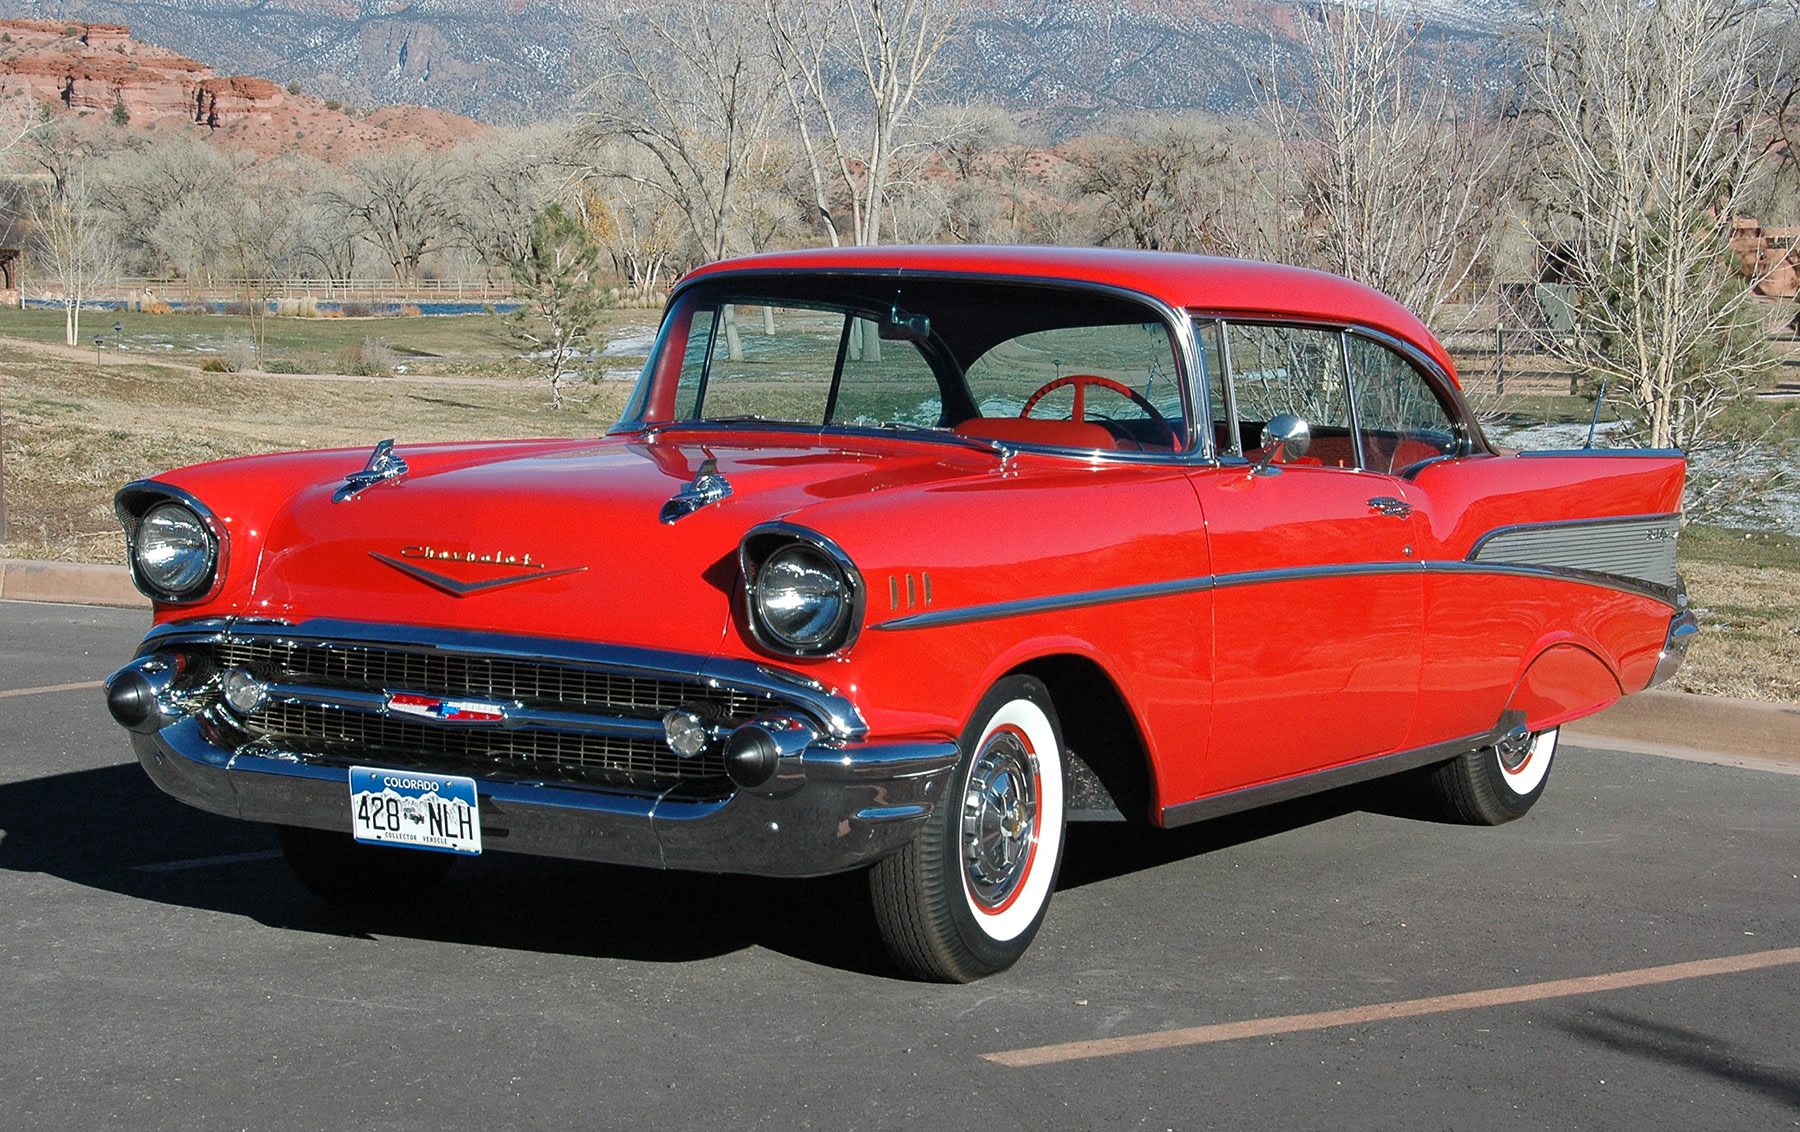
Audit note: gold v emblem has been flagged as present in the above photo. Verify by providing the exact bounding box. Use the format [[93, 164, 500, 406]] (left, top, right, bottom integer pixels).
[[370, 552, 586, 597]]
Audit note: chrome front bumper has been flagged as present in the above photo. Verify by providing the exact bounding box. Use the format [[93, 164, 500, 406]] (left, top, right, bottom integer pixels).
[[132, 716, 958, 877]]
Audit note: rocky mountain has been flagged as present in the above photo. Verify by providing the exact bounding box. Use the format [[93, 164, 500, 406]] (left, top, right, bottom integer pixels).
[[0, 17, 487, 159], [0, 1, 1523, 134]]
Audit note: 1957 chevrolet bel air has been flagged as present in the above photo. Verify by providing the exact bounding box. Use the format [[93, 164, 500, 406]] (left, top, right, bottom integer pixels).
[[105, 246, 1696, 981]]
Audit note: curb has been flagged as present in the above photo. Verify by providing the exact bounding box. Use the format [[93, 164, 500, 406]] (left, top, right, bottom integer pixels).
[[0, 558, 149, 609], [3, 560, 1797, 765], [1564, 690, 1800, 769]]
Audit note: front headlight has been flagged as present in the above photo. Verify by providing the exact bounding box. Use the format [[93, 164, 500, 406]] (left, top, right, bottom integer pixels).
[[137, 503, 215, 596], [742, 526, 863, 657], [116, 484, 222, 602]]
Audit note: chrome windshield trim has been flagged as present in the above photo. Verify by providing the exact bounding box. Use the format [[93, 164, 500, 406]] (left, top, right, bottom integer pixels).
[[629, 268, 1203, 462], [138, 617, 868, 741]]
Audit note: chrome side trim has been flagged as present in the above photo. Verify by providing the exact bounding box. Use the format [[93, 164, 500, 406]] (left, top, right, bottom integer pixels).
[[1516, 448, 1684, 459], [872, 552, 1685, 632], [1468, 513, 1681, 591], [872, 576, 1217, 630], [1424, 560, 1680, 607], [1160, 715, 1523, 827], [138, 617, 869, 741]]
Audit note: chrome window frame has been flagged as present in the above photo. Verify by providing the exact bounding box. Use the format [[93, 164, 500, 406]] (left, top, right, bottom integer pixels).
[[617, 268, 1213, 465]]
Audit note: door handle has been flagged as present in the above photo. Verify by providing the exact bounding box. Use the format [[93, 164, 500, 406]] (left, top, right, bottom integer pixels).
[[1366, 496, 1413, 518]]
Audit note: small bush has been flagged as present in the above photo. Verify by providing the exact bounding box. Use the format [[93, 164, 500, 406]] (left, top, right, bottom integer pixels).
[[398, 304, 422, 318], [286, 81, 301, 96], [200, 357, 234, 373], [144, 301, 173, 315], [264, 359, 303, 374], [221, 339, 257, 372], [332, 337, 393, 376], [324, 99, 341, 111], [110, 102, 129, 126], [339, 301, 373, 318]]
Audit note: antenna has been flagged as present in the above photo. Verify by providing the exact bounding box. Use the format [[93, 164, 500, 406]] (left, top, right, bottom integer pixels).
[[1582, 378, 1608, 449]]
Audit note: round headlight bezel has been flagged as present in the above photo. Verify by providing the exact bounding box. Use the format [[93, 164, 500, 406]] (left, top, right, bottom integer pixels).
[[116, 484, 223, 603], [741, 525, 864, 658]]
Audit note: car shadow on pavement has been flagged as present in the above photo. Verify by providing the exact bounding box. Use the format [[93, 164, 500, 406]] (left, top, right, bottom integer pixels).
[[0, 762, 1422, 979]]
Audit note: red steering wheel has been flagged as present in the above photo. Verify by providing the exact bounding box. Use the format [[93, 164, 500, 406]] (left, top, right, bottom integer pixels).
[[1019, 374, 1172, 445]]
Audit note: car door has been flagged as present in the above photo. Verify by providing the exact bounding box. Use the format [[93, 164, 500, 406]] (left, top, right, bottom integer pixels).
[[1187, 320, 1424, 793]]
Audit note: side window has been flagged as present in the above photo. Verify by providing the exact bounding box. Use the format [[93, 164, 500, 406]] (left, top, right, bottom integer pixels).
[[963, 321, 1185, 451], [1345, 335, 1460, 475], [1226, 323, 1357, 468], [830, 318, 943, 428]]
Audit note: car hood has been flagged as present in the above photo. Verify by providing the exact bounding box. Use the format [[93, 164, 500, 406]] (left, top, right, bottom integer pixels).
[[241, 433, 990, 655]]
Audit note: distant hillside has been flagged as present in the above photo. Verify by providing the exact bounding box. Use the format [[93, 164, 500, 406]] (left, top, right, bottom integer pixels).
[[0, 0, 1521, 134], [0, 17, 488, 160]]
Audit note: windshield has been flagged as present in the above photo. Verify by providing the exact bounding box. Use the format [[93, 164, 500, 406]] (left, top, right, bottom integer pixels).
[[622, 275, 1191, 454]]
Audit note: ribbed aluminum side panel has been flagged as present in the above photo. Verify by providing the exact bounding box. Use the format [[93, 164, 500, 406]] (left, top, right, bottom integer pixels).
[[1470, 516, 1680, 588]]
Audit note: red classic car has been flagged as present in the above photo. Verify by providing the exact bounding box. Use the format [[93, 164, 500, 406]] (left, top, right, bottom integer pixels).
[[106, 246, 1695, 981]]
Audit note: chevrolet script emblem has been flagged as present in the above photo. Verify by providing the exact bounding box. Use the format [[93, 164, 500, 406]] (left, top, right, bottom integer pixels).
[[371, 545, 586, 597]]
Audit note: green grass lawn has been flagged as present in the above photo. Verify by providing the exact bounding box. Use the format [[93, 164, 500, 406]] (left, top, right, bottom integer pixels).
[[0, 306, 662, 376]]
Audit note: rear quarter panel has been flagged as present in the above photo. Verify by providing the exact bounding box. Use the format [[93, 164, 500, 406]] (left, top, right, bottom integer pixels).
[[1405, 451, 1686, 743]]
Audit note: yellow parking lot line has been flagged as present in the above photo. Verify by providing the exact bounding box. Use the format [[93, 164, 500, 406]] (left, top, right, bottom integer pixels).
[[0, 680, 103, 699], [985, 946, 1800, 1068]]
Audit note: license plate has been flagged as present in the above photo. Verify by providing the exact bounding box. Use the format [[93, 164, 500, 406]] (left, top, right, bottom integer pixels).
[[349, 766, 481, 855]]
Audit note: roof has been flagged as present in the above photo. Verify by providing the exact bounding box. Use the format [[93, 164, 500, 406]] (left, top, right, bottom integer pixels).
[[680, 245, 1456, 381]]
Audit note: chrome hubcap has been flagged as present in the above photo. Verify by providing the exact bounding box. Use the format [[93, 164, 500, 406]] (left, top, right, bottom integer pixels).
[[1496, 726, 1533, 772], [963, 730, 1038, 909]]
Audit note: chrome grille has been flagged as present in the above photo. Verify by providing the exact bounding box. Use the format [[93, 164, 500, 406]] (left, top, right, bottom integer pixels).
[[251, 701, 720, 786], [187, 637, 789, 791], [212, 638, 769, 720]]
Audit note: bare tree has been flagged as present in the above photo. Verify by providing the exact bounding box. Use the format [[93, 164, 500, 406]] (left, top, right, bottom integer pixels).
[[329, 146, 459, 285], [1526, 0, 1780, 453], [1261, 0, 1515, 324], [1072, 117, 1241, 254], [221, 162, 301, 369], [581, 0, 782, 264], [29, 171, 118, 347], [763, 0, 962, 247]]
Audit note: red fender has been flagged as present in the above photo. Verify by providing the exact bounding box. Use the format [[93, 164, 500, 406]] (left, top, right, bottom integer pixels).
[[1506, 643, 1623, 731]]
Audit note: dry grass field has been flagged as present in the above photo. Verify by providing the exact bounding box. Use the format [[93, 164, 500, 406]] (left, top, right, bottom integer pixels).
[[2, 330, 1793, 704]]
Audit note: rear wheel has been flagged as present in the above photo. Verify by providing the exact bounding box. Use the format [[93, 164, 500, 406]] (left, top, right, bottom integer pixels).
[[1421, 727, 1557, 825], [276, 824, 455, 908], [870, 675, 1067, 982]]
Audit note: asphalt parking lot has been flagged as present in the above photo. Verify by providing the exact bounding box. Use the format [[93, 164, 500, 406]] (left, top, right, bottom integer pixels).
[[3, 599, 1797, 1130]]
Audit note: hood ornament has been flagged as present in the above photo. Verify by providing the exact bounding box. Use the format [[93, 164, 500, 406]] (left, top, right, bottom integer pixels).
[[333, 439, 409, 503], [660, 457, 733, 524]]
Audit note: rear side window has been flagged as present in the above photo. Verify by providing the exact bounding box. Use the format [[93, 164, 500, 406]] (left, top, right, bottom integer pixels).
[[1344, 335, 1461, 474]]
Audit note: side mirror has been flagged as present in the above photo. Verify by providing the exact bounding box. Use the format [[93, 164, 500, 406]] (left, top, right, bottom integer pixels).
[[1251, 414, 1311, 477]]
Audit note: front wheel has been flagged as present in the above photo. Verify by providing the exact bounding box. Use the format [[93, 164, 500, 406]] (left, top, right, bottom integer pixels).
[[1420, 727, 1557, 825], [276, 824, 456, 908], [870, 675, 1067, 982]]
